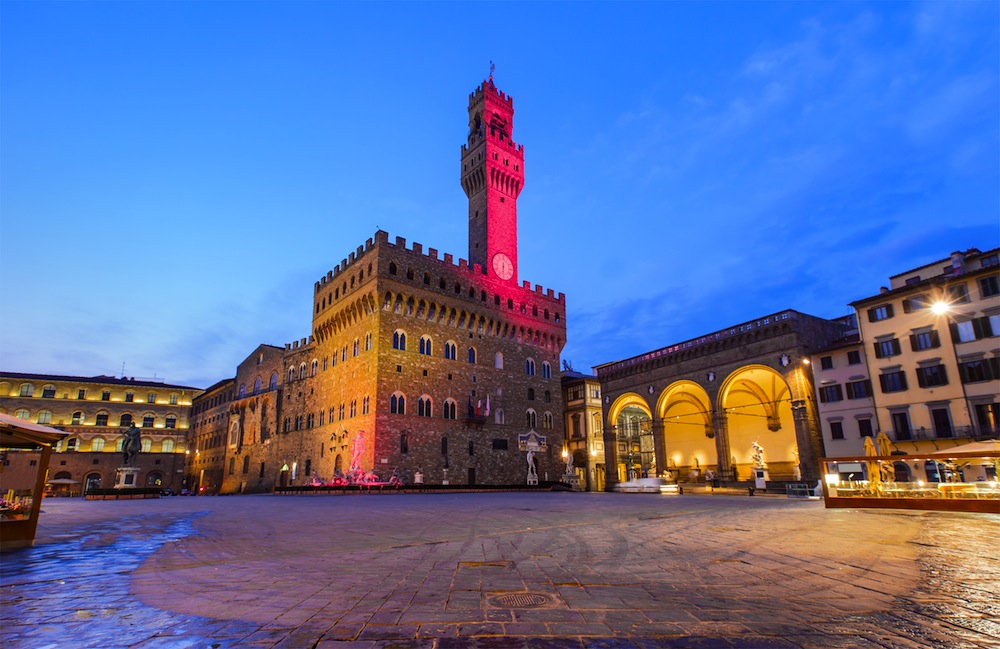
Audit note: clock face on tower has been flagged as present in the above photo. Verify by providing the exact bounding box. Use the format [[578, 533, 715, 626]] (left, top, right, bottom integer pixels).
[[492, 252, 514, 280]]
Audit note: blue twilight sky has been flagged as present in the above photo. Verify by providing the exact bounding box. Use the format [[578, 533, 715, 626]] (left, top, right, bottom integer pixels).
[[1, 1, 998, 389]]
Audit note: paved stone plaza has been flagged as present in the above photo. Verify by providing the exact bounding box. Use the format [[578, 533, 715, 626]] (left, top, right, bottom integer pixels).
[[1, 492, 998, 648]]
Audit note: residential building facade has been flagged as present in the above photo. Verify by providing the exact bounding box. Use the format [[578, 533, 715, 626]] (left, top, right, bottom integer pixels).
[[561, 367, 605, 492], [0, 372, 198, 494], [849, 247, 1000, 457]]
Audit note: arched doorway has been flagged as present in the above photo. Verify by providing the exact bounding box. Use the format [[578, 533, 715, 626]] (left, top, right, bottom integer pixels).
[[607, 394, 654, 482], [146, 471, 163, 487], [85, 472, 102, 494], [658, 381, 717, 482], [719, 365, 798, 481]]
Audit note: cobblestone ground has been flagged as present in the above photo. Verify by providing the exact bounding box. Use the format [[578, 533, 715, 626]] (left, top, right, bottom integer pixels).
[[1, 492, 997, 649]]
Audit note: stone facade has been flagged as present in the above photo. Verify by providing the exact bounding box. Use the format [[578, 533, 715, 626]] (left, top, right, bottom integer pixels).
[[189, 78, 568, 493]]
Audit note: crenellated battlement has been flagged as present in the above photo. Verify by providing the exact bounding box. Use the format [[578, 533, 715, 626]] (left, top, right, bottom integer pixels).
[[469, 79, 514, 110], [314, 229, 564, 306]]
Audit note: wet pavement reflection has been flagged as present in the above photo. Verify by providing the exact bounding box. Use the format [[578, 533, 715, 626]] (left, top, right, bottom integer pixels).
[[1, 494, 997, 649]]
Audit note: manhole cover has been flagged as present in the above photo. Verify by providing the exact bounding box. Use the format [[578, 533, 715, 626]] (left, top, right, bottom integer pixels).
[[491, 593, 550, 608]]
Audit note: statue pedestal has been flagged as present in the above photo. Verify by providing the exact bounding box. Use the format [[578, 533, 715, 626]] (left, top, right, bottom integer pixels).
[[753, 467, 769, 490], [114, 467, 140, 489], [562, 472, 581, 491]]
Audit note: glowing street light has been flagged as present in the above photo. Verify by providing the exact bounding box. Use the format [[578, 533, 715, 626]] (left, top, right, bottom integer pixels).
[[931, 301, 951, 315]]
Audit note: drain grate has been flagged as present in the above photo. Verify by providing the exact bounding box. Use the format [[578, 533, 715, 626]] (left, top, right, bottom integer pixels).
[[491, 592, 551, 608]]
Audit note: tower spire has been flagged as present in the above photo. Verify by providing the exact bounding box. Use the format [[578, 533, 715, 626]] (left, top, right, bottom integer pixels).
[[460, 77, 524, 283]]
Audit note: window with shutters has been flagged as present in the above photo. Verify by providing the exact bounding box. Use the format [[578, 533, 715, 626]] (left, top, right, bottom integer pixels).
[[947, 284, 970, 304], [891, 411, 912, 440], [874, 338, 901, 358], [910, 330, 940, 351], [818, 385, 843, 403], [879, 371, 908, 393], [868, 304, 893, 322], [979, 275, 999, 298], [931, 407, 953, 438], [847, 350, 862, 365], [846, 380, 872, 399], [916, 364, 948, 388], [960, 358, 998, 383], [902, 295, 929, 313]]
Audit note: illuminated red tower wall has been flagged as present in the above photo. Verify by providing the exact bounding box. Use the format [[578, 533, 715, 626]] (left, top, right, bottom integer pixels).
[[461, 79, 524, 284]]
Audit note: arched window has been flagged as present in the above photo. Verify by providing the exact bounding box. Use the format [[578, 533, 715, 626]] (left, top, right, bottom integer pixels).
[[239, 383, 246, 398], [544, 390, 551, 403], [253, 377, 262, 394], [443, 399, 457, 420], [468, 347, 477, 364], [270, 372, 279, 390], [418, 396, 432, 417], [19, 384, 35, 397], [389, 262, 397, 275], [142, 414, 155, 428], [119, 414, 133, 427], [299, 363, 307, 379], [526, 358, 536, 376], [350, 400, 357, 417], [393, 330, 406, 350], [526, 410, 537, 429], [543, 412, 553, 429], [96, 412, 109, 426], [90, 437, 106, 452], [311, 359, 319, 375], [162, 438, 175, 453], [419, 336, 433, 356], [243, 455, 251, 474], [495, 352, 504, 369], [362, 396, 370, 414], [14, 409, 30, 420], [42, 384, 56, 398], [444, 341, 457, 360], [71, 411, 84, 425], [353, 339, 360, 356], [542, 361, 551, 379], [400, 432, 409, 453], [147, 471, 163, 486], [423, 272, 430, 285], [365, 332, 372, 350], [390, 393, 406, 415], [36, 410, 52, 424]]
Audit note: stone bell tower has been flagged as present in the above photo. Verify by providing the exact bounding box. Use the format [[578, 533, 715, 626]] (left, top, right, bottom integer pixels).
[[460, 73, 524, 284]]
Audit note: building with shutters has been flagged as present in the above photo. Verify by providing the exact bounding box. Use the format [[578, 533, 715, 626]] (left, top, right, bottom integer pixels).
[[848, 247, 1000, 460]]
